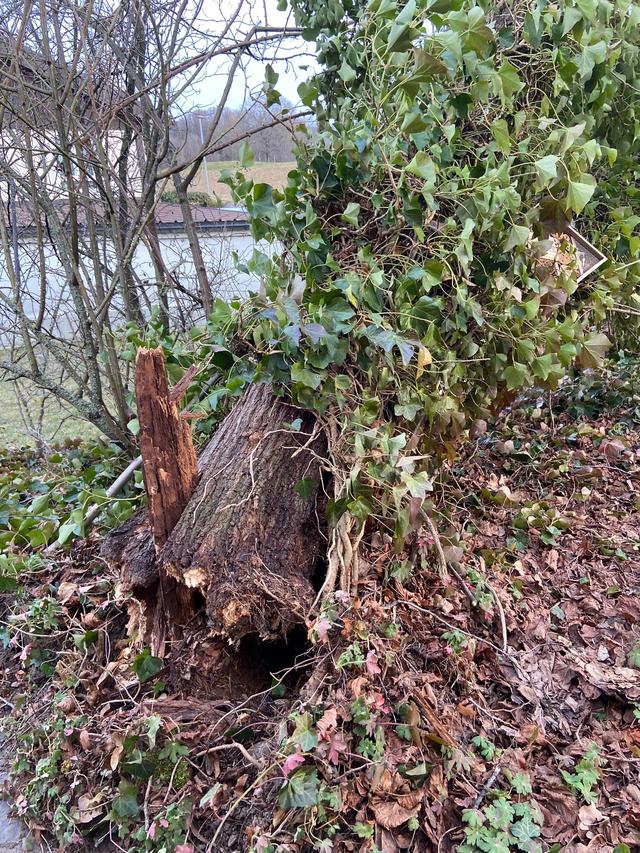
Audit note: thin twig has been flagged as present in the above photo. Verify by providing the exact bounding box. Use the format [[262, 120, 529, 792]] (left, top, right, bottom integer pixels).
[[203, 741, 261, 768], [424, 515, 450, 580], [206, 763, 278, 852], [473, 764, 503, 809], [485, 579, 508, 653]]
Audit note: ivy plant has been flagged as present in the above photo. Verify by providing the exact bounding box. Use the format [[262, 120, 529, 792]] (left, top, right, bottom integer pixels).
[[219, 0, 638, 537]]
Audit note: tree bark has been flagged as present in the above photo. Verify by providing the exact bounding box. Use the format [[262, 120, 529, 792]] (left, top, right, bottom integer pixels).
[[104, 382, 327, 646], [134, 348, 199, 651], [163, 382, 326, 640]]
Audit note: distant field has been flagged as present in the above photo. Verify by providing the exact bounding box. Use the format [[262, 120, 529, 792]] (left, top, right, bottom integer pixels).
[[190, 161, 296, 205], [0, 378, 98, 449]]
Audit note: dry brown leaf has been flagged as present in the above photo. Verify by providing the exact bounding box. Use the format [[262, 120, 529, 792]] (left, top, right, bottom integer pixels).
[[56, 695, 75, 713], [578, 803, 605, 830], [57, 581, 79, 604], [349, 676, 368, 697], [75, 793, 104, 824], [79, 729, 91, 751], [571, 657, 640, 701], [457, 701, 476, 719], [317, 707, 338, 741], [109, 738, 123, 771], [372, 790, 422, 829]]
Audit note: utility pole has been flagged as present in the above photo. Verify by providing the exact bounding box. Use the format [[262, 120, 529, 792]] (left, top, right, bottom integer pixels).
[[196, 113, 212, 199]]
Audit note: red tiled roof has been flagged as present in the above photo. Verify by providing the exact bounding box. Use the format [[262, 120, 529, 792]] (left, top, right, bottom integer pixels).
[[154, 203, 248, 226], [10, 201, 248, 232]]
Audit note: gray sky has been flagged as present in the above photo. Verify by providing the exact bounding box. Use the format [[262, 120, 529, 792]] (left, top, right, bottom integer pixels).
[[187, 0, 317, 110]]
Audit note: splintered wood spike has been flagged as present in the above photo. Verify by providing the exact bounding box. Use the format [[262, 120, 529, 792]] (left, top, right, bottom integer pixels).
[[135, 347, 198, 552]]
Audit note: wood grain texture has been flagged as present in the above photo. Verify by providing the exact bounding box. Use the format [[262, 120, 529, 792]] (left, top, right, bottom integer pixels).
[[135, 347, 198, 551]]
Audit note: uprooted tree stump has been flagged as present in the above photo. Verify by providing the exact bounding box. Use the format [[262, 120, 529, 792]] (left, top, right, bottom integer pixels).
[[103, 365, 327, 654]]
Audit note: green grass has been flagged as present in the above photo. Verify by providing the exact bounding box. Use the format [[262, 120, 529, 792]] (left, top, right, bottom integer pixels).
[[0, 378, 98, 449]]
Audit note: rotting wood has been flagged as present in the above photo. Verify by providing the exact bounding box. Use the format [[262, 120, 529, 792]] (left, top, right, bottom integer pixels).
[[135, 347, 198, 550], [162, 382, 327, 641], [134, 347, 199, 653], [103, 381, 328, 648]]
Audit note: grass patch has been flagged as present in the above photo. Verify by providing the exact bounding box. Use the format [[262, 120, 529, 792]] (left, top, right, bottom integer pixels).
[[0, 378, 98, 448]]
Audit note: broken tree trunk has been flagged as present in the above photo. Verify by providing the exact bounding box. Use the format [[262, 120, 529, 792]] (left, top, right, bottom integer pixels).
[[135, 348, 198, 548], [135, 348, 199, 651], [162, 382, 327, 640], [104, 381, 327, 646]]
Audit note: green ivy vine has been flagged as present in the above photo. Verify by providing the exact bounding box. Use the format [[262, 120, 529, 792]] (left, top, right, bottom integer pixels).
[[212, 0, 639, 539]]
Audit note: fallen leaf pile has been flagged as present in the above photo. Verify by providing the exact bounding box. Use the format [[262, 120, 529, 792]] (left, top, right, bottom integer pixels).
[[1, 364, 639, 852]]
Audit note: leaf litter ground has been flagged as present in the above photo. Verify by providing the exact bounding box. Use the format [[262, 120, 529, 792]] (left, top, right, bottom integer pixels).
[[1, 366, 639, 852]]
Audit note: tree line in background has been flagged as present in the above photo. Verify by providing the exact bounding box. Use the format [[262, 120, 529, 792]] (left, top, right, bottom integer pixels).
[[171, 102, 300, 165]]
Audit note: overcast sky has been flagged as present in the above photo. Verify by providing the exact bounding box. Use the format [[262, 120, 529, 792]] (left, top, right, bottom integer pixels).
[[186, 0, 317, 110]]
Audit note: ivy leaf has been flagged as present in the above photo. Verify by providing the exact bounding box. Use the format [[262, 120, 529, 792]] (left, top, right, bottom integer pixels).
[[534, 155, 559, 187], [238, 141, 254, 168], [291, 363, 322, 389], [291, 711, 318, 751], [58, 521, 80, 545], [277, 767, 319, 809], [303, 323, 327, 344], [412, 48, 447, 79], [29, 493, 50, 515], [577, 41, 606, 82], [132, 648, 163, 683], [401, 109, 428, 134], [565, 174, 596, 214], [496, 59, 523, 101], [342, 202, 361, 226], [338, 60, 356, 82], [490, 119, 511, 154], [401, 471, 433, 499], [406, 152, 436, 186], [504, 363, 530, 390], [504, 225, 530, 250], [146, 715, 162, 749], [264, 63, 278, 85], [562, 6, 583, 34], [577, 332, 610, 368], [395, 336, 415, 366], [435, 29, 463, 65], [298, 80, 318, 106], [387, 0, 417, 53], [560, 121, 586, 153], [294, 478, 317, 499], [111, 780, 140, 819], [576, 0, 598, 20]]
